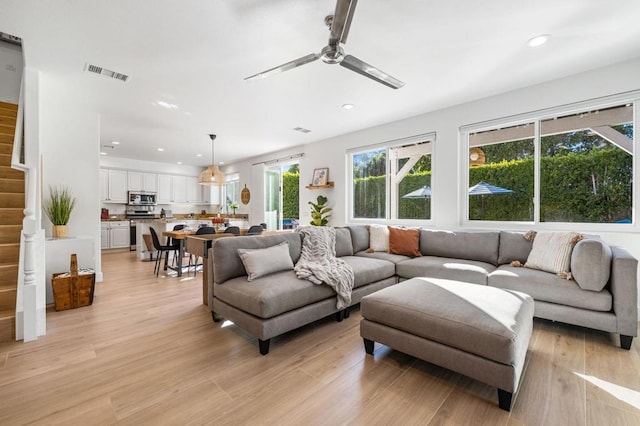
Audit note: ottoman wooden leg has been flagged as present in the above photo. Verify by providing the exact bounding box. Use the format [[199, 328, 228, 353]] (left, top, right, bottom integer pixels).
[[363, 338, 375, 355], [498, 389, 513, 411], [258, 339, 271, 355]]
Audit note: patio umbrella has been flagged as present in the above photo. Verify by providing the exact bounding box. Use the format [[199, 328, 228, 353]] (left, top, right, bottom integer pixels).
[[402, 186, 432, 198], [468, 181, 513, 219]]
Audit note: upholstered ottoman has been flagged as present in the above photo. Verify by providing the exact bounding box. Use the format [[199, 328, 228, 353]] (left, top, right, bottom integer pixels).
[[360, 277, 534, 411]]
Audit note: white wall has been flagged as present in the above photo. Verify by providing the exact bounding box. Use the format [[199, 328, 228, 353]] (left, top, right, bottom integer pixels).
[[223, 57, 640, 306], [39, 73, 102, 281], [0, 41, 23, 103]]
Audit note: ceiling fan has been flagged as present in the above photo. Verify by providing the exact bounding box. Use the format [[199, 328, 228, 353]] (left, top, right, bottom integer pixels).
[[244, 0, 404, 89]]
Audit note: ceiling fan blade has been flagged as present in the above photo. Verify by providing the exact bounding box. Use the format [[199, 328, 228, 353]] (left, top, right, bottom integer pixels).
[[244, 53, 320, 81], [330, 0, 358, 44], [340, 54, 405, 89]]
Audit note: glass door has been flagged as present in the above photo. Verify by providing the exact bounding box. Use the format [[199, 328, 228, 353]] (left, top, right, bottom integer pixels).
[[264, 167, 281, 230], [264, 162, 300, 230]]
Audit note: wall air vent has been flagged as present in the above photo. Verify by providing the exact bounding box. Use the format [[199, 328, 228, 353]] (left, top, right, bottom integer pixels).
[[293, 127, 311, 133], [85, 63, 129, 82]]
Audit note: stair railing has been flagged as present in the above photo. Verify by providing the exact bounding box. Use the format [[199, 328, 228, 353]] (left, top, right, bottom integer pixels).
[[12, 74, 41, 342]]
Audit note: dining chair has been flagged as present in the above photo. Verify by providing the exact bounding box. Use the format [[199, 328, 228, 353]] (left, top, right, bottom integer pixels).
[[189, 226, 215, 275], [149, 227, 174, 277], [224, 226, 240, 236], [246, 225, 264, 236]]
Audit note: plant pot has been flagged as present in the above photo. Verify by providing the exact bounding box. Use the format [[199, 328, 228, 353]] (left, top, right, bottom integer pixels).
[[52, 225, 68, 238]]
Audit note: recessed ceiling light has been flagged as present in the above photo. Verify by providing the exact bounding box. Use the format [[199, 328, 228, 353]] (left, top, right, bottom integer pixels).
[[342, 103, 355, 110], [196, 153, 202, 157], [219, 161, 224, 165], [527, 34, 550, 47], [177, 161, 182, 165], [111, 141, 120, 145], [100, 152, 107, 156], [155, 100, 179, 110], [157, 148, 165, 152]]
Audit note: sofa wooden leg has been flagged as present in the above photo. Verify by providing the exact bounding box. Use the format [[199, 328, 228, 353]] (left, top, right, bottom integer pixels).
[[343, 307, 350, 319], [620, 335, 633, 350], [497, 389, 513, 411], [259, 339, 271, 355], [212, 312, 222, 323], [335, 311, 344, 322], [363, 338, 374, 355]]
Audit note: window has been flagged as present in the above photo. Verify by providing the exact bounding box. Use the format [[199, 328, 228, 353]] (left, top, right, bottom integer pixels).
[[224, 173, 240, 207], [349, 136, 434, 222], [464, 100, 634, 225]]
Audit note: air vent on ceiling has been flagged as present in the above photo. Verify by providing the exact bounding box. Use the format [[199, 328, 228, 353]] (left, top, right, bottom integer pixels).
[[0, 32, 22, 46], [293, 127, 311, 133], [85, 63, 129, 82]]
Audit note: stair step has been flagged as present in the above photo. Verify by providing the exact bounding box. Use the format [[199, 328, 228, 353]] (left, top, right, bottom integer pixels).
[[0, 208, 24, 225], [0, 243, 20, 264], [0, 288, 17, 312], [0, 225, 22, 244], [0, 144, 12, 155], [0, 123, 15, 134], [0, 178, 24, 193], [0, 107, 17, 120], [0, 153, 12, 166], [0, 101, 17, 111], [0, 134, 13, 144], [0, 116, 16, 126], [0, 193, 24, 208], [0, 264, 18, 287], [0, 310, 16, 342], [0, 166, 23, 179]]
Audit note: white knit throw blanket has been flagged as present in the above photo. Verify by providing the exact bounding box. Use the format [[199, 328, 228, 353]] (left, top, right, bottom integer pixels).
[[294, 226, 355, 309]]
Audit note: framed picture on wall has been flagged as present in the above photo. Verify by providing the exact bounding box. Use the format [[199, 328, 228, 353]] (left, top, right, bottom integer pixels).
[[312, 168, 329, 186]]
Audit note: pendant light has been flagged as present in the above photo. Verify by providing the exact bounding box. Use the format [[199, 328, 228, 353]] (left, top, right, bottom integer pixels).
[[198, 134, 226, 186]]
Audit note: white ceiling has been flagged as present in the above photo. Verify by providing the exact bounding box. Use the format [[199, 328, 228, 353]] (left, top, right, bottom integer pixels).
[[2, 0, 640, 167]]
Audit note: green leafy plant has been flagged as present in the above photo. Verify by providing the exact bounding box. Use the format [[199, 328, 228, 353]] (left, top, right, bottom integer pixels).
[[309, 195, 331, 226], [227, 199, 239, 215], [44, 185, 76, 225]]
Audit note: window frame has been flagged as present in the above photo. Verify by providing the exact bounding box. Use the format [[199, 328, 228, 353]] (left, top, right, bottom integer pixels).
[[460, 91, 639, 232], [347, 132, 436, 226]]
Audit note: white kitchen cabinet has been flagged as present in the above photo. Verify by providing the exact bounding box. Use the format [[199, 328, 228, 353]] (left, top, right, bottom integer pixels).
[[128, 171, 158, 192], [101, 220, 130, 249], [172, 175, 187, 203], [102, 169, 128, 202], [157, 174, 172, 204], [186, 176, 199, 204], [201, 185, 220, 205]]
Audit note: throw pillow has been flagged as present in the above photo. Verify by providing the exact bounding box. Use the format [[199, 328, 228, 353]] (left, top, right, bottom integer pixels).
[[237, 241, 294, 281], [524, 232, 583, 275], [368, 224, 389, 252], [388, 226, 422, 257], [570, 239, 612, 291]]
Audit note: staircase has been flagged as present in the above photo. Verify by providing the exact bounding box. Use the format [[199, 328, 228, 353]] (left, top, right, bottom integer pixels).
[[0, 101, 24, 342]]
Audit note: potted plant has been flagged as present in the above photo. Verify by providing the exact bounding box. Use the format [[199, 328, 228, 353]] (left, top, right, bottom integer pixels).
[[44, 185, 76, 238], [228, 201, 239, 217], [309, 195, 331, 226]]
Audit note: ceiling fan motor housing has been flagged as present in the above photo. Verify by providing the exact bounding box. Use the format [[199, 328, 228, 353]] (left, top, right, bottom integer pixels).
[[321, 44, 344, 64]]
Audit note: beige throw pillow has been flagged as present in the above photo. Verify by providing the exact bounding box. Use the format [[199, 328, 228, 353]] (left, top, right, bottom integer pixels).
[[524, 232, 583, 275], [368, 224, 389, 252], [237, 241, 294, 281]]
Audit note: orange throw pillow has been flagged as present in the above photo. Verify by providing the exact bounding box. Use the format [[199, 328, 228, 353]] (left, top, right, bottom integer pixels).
[[388, 226, 422, 257]]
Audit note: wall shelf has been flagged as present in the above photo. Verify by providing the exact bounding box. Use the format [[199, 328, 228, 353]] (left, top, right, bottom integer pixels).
[[305, 182, 334, 189]]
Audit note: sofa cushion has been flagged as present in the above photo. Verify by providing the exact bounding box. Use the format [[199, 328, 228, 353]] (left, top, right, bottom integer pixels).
[[340, 256, 396, 288], [213, 233, 302, 284], [388, 226, 421, 257], [355, 251, 412, 264], [348, 225, 370, 253], [420, 230, 500, 265], [214, 270, 336, 318], [396, 256, 496, 285], [498, 231, 533, 265], [237, 241, 294, 281], [334, 227, 354, 257], [524, 231, 582, 274], [368, 224, 389, 252], [488, 265, 612, 312], [571, 239, 612, 292]]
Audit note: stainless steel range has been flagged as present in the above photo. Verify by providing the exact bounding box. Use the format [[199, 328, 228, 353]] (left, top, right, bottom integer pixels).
[[126, 206, 157, 251]]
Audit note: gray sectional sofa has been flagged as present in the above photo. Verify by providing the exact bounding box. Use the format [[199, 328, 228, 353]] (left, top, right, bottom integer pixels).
[[208, 226, 638, 355]]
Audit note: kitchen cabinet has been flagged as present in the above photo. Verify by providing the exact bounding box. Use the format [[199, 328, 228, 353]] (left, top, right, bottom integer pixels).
[[172, 175, 187, 203], [201, 185, 220, 205], [128, 171, 158, 192], [186, 176, 200, 204], [101, 221, 130, 249], [157, 174, 172, 204], [100, 169, 128, 202]]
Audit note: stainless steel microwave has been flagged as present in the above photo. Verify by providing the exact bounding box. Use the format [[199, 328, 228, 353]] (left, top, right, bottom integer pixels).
[[128, 191, 157, 206]]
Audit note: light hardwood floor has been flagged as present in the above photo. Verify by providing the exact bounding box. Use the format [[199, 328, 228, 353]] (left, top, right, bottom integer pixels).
[[1, 250, 639, 425]]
